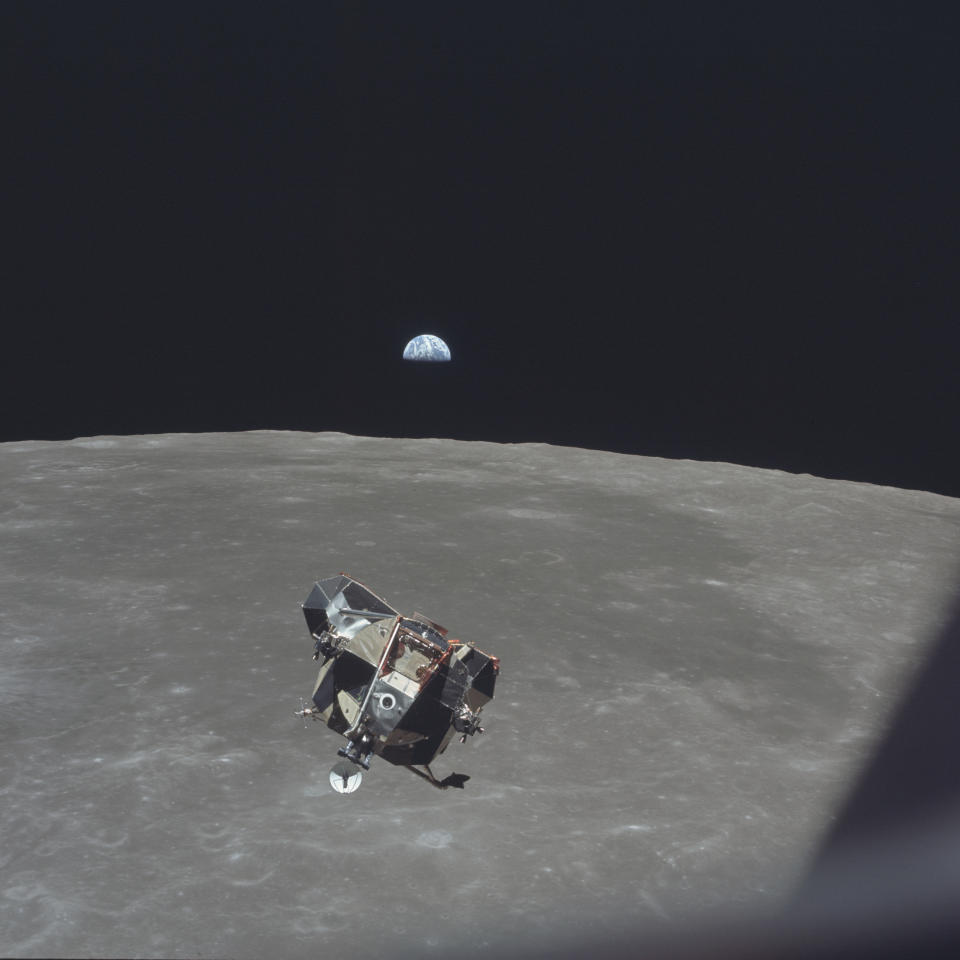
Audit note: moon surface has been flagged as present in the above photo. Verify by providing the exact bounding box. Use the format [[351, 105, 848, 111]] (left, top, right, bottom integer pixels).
[[3, 431, 959, 958]]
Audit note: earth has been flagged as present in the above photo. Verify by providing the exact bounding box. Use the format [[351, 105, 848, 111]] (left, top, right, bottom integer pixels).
[[402, 334, 452, 361]]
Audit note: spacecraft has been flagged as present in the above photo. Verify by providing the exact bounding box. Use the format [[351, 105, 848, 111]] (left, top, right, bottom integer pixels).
[[296, 574, 499, 792]]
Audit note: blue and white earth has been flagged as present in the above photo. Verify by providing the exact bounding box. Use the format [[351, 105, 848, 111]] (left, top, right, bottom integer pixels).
[[402, 333, 451, 362]]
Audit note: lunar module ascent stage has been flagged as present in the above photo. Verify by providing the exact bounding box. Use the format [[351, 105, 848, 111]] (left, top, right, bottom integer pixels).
[[297, 575, 499, 791]]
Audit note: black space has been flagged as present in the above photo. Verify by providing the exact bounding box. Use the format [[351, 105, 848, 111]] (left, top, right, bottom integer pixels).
[[4, 2, 959, 496]]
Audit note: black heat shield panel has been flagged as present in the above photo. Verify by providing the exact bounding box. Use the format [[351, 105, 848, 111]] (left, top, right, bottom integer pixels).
[[458, 645, 494, 678], [312, 665, 337, 713], [302, 576, 398, 637], [433, 657, 471, 709], [302, 583, 331, 636], [471, 658, 498, 700], [342, 579, 397, 619], [333, 650, 376, 700]]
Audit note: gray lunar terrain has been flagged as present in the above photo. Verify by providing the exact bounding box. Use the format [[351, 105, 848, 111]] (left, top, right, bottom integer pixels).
[[3, 431, 960, 959]]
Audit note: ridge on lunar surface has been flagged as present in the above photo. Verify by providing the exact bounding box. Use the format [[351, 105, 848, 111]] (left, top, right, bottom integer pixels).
[[3, 431, 960, 959]]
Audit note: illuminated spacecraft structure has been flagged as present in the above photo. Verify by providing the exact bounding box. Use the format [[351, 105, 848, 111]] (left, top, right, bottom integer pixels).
[[296, 574, 499, 791]]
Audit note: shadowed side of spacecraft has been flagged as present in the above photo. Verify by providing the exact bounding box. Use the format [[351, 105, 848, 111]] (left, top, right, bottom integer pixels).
[[296, 574, 498, 792]]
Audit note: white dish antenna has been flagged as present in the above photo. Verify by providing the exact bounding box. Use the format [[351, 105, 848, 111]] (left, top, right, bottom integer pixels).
[[329, 760, 363, 794]]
